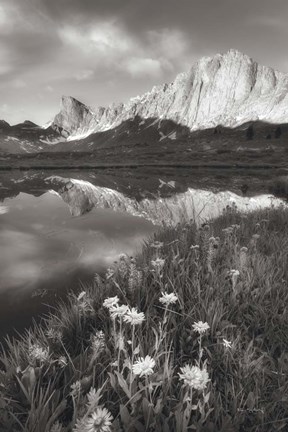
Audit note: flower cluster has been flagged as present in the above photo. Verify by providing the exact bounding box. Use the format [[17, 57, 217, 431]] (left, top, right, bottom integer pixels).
[[103, 297, 145, 325], [178, 364, 210, 391]]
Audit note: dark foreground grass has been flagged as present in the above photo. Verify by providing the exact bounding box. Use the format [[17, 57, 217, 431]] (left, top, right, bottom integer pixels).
[[1, 206, 288, 432]]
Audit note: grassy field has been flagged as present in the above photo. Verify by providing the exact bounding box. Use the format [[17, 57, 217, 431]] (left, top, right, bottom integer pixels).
[[1, 205, 288, 431]]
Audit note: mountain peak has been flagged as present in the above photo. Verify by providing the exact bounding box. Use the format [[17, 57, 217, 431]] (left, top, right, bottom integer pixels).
[[51, 50, 288, 139]]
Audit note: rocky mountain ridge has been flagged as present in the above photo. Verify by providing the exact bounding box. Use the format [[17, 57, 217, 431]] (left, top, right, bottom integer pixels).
[[51, 49, 288, 140]]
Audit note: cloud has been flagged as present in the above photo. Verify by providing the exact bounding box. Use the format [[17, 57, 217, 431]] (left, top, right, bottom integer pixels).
[[1, 0, 288, 125], [11, 79, 26, 89], [122, 57, 169, 78], [75, 69, 94, 81]]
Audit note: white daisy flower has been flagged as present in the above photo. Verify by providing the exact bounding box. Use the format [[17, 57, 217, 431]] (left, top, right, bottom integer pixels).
[[123, 307, 145, 325], [159, 291, 178, 306], [109, 305, 129, 319], [103, 296, 119, 310], [83, 407, 113, 432], [192, 321, 210, 334], [179, 364, 210, 391], [132, 355, 156, 377]]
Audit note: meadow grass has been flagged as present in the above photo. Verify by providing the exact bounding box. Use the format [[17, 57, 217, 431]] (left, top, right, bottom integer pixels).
[[1, 205, 288, 431]]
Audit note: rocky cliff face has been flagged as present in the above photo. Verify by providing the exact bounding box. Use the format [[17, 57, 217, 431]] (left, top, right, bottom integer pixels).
[[51, 49, 288, 140]]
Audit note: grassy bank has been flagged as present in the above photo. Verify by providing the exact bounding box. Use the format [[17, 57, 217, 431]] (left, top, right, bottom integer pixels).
[[1, 205, 288, 431]]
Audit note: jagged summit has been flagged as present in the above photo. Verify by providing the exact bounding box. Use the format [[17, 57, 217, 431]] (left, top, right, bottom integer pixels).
[[52, 96, 95, 137], [51, 49, 288, 139]]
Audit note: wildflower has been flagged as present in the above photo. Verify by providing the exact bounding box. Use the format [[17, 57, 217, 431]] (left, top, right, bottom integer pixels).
[[77, 291, 86, 301], [57, 356, 68, 368], [84, 407, 113, 432], [227, 269, 240, 290], [91, 331, 105, 353], [202, 224, 210, 232], [190, 244, 200, 250], [78, 299, 94, 314], [192, 321, 210, 335], [46, 328, 63, 341], [128, 262, 141, 294], [123, 307, 145, 325], [70, 380, 81, 396], [87, 388, 100, 409], [222, 227, 233, 235], [132, 355, 156, 377], [223, 339, 232, 349], [159, 291, 178, 306], [109, 305, 129, 319], [103, 296, 119, 310], [231, 224, 240, 230], [151, 241, 164, 249], [29, 344, 49, 363], [151, 258, 165, 270], [119, 253, 127, 260], [105, 268, 115, 280], [118, 254, 129, 278], [252, 234, 260, 240], [178, 364, 210, 391]]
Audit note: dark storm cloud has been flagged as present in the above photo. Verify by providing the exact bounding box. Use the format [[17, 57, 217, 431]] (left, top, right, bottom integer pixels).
[[1, 0, 288, 124]]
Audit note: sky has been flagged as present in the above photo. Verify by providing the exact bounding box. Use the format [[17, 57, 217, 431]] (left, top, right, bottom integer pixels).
[[0, 0, 288, 125]]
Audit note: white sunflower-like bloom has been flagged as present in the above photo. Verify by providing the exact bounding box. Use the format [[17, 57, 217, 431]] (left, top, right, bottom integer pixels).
[[109, 305, 129, 319], [103, 296, 119, 310], [83, 407, 113, 432], [192, 321, 210, 334], [159, 291, 178, 306], [132, 355, 156, 377], [178, 364, 210, 391], [123, 307, 145, 325]]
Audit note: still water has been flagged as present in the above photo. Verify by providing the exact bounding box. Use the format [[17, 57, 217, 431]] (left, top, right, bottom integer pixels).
[[0, 190, 156, 338]]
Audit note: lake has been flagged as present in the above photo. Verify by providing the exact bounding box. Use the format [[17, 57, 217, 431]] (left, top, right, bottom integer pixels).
[[0, 186, 156, 338], [0, 168, 285, 339]]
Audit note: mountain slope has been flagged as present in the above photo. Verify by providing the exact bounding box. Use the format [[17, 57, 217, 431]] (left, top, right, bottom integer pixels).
[[52, 49, 288, 140]]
